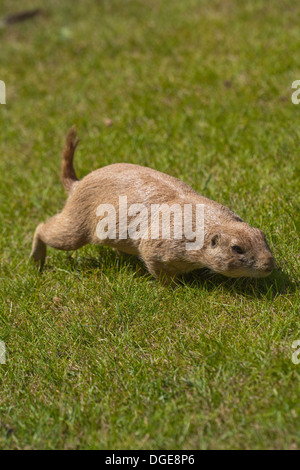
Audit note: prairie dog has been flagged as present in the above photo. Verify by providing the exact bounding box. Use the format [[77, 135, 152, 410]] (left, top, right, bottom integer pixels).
[[30, 128, 276, 284]]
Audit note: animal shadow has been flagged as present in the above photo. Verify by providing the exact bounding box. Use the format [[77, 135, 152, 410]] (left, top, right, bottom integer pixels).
[[49, 247, 297, 300]]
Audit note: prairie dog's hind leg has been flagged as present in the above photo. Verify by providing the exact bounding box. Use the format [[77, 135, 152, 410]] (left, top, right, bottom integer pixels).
[[30, 213, 88, 268], [30, 223, 47, 268]]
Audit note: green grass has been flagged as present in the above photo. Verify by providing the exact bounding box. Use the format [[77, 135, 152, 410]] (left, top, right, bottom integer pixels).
[[0, 0, 299, 450]]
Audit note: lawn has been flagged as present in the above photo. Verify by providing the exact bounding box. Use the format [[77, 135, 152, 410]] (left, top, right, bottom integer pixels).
[[0, 0, 299, 450]]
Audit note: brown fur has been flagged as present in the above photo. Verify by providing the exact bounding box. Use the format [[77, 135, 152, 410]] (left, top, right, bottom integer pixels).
[[30, 128, 276, 283]]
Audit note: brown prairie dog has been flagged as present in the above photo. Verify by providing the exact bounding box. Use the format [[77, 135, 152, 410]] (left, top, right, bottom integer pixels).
[[30, 128, 276, 284]]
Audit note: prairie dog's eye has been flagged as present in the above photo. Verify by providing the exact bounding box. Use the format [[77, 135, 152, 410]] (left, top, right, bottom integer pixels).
[[232, 245, 244, 254]]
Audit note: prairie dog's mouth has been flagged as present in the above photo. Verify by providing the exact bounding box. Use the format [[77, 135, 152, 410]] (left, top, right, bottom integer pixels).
[[244, 265, 275, 278], [219, 266, 275, 279], [253, 270, 274, 278]]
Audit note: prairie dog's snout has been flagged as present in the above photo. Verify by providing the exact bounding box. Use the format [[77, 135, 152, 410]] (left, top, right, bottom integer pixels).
[[30, 128, 276, 284]]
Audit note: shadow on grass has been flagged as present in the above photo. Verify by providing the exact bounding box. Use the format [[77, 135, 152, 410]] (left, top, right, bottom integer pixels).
[[43, 246, 297, 300], [182, 267, 297, 299]]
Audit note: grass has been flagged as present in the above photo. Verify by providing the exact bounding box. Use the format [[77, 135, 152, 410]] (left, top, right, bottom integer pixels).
[[0, 0, 299, 450]]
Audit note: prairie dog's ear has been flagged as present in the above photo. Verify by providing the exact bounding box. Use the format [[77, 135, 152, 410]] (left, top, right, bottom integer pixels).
[[210, 232, 221, 248]]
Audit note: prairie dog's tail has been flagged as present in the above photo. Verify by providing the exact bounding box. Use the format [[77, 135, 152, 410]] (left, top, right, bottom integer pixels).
[[61, 126, 79, 193]]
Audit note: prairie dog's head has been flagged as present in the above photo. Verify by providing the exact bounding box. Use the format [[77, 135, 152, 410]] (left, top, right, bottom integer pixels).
[[202, 222, 275, 278]]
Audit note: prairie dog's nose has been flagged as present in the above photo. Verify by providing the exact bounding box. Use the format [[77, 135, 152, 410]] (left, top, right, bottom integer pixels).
[[261, 256, 276, 272]]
